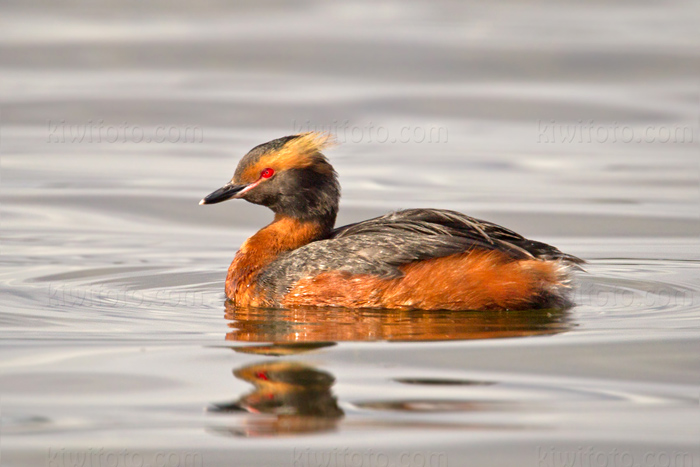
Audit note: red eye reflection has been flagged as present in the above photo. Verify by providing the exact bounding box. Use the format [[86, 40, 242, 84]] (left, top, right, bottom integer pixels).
[[260, 168, 275, 179]]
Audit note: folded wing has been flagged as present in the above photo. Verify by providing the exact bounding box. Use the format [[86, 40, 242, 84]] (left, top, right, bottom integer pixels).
[[257, 209, 583, 302]]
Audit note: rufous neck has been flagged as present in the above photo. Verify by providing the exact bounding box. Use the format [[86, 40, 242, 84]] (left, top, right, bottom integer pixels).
[[241, 215, 330, 260]]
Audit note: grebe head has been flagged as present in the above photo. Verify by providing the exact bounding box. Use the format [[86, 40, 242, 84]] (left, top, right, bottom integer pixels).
[[200, 132, 340, 228]]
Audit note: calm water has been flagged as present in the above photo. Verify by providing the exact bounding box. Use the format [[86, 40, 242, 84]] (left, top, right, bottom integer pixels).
[[2, 1, 699, 466]]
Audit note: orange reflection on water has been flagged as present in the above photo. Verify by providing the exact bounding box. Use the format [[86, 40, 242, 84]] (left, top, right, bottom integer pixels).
[[225, 302, 571, 343], [209, 361, 343, 436], [215, 303, 572, 436]]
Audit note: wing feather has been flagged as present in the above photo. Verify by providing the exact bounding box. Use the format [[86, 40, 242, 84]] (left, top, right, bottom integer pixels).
[[257, 209, 583, 303]]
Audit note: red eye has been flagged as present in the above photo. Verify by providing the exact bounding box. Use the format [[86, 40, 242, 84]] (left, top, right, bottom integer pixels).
[[260, 168, 275, 179]]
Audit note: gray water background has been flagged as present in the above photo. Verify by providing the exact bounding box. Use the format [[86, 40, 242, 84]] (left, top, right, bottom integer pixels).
[[1, 1, 699, 466]]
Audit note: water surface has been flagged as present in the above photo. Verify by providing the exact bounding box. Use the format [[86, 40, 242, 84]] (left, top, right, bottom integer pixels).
[[1, 1, 699, 466]]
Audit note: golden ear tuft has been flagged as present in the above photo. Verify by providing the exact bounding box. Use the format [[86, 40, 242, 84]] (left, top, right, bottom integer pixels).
[[268, 132, 337, 172], [284, 132, 336, 157]]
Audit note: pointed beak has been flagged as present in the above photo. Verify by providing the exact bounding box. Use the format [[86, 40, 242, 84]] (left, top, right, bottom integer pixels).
[[199, 181, 249, 205]]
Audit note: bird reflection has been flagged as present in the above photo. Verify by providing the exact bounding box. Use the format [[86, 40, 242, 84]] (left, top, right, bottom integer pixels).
[[212, 303, 572, 437], [225, 301, 571, 343], [209, 360, 343, 436]]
